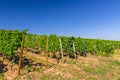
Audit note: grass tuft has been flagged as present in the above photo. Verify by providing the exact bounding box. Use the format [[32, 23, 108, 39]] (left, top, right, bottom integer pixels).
[[113, 60, 120, 65]]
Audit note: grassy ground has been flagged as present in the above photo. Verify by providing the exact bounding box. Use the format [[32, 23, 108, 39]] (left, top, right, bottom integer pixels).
[[15, 52, 120, 80], [1, 52, 120, 80]]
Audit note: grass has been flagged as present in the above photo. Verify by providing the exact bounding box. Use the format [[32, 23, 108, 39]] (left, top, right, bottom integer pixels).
[[87, 77, 97, 80], [113, 60, 120, 65], [0, 74, 4, 80], [39, 73, 79, 80], [22, 65, 44, 73], [23, 53, 54, 67], [4, 53, 120, 80], [81, 65, 106, 75], [40, 74, 65, 80], [118, 78, 120, 80], [82, 66, 93, 72], [31, 54, 120, 80], [66, 59, 76, 64], [93, 67, 106, 75]]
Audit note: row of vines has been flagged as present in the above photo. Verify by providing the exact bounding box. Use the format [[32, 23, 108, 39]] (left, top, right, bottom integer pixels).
[[0, 30, 26, 75], [1, 30, 120, 58], [24, 34, 120, 56], [0, 30, 23, 56]]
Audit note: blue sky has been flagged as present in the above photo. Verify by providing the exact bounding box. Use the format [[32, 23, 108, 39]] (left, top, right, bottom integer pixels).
[[0, 0, 120, 40]]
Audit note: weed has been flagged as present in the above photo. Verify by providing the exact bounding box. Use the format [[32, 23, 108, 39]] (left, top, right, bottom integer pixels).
[[81, 65, 106, 75], [94, 68, 106, 75], [113, 60, 120, 65], [0, 74, 4, 80], [66, 59, 76, 64]]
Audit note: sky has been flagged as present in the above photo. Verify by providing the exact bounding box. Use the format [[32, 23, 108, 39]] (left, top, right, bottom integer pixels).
[[0, 0, 120, 40]]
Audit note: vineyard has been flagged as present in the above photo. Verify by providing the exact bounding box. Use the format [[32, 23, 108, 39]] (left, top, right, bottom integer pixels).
[[0, 29, 120, 80], [24, 33, 120, 56]]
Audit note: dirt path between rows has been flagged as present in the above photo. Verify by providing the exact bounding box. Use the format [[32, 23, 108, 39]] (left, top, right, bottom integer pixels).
[[24, 51, 58, 64]]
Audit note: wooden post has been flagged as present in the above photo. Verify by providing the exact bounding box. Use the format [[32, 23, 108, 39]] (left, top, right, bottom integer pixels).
[[73, 41, 76, 60], [94, 44, 96, 55], [113, 44, 114, 48], [18, 34, 24, 75], [59, 38, 63, 59], [46, 36, 48, 68], [11, 55, 15, 71]]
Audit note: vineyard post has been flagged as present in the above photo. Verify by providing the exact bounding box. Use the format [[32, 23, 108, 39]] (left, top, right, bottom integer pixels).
[[59, 38, 63, 59], [94, 44, 96, 55], [32, 35, 35, 49], [18, 34, 25, 75], [73, 41, 76, 60], [112, 44, 114, 48], [46, 36, 48, 69], [11, 54, 15, 71]]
